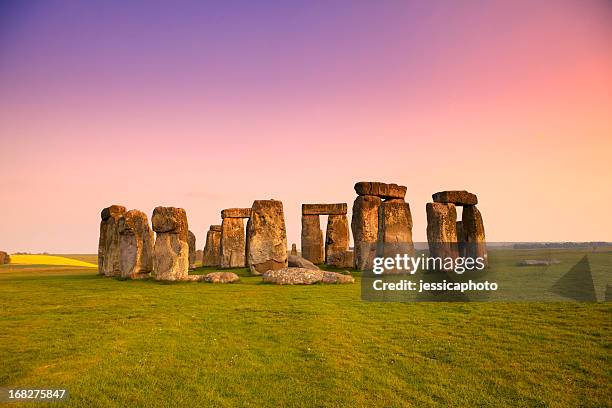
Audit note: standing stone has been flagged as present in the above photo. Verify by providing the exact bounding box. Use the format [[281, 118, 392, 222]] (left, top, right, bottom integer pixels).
[[188, 230, 196, 269], [462, 205, 488, 265], [0, 251, 10, 265], [245, 218, 252, 266], [99, 205, 126, 276], [152, 206, 189, 281], [426, 202, 459, 261], [118, 209, 154, 279], [290, 243, 298, 256], [377, 198, 414, 259], [220, 218, 246, 268], [351, 195, 382, 271], [301, 215, 324, 264], [456, 221, 465, 257], [247, 200, 288, 275], [202, 225, 222, 267], [325, 214, 349, 264]]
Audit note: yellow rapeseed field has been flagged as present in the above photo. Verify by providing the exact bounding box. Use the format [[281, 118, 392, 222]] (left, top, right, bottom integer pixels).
[[9, 254, 97, 268]]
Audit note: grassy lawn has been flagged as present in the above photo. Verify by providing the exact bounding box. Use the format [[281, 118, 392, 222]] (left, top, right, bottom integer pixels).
[[0, 253, 610, 407]]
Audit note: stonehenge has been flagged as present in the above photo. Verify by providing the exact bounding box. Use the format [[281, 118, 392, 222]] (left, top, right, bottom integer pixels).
[[247, 200, 288, 275], [301, 203, 352, 268], [151, 206, 190, 281], [351, 182, 413, 271], [0, 251, 10, 264], [202, 225, 222, 267], [290, 243, 298, 256], [118, 209, 154, 279], [98, 205, 126, 276], [427, 191, 487, 266], [188, 230, 196, 269], [220, 208, 251, 268]]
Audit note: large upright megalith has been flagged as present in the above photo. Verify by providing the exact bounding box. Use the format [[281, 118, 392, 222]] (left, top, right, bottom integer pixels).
[[352, 194, 382, 270], [98, 205, 126, 276], [188, 230, 196, 269], [152, 206, 189, 281], [426, 202, 458, 260], [325, 214, 350, 263], [301, 215, 324, 264], [220, 217, 246, 268], [118, 209, 154, 279], [377, 198, 414, 258], [462, 205, 487, 265], [247, 199, 288, 275], [0, 251, 10, 265], [202, 225, 222, 267]]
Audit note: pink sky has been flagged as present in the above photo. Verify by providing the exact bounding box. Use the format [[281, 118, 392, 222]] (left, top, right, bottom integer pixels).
[[0, 0, 611, 253]]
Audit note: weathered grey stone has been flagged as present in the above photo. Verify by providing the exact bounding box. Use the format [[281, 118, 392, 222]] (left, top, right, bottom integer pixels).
[[247, 200, 288, 275], [245, 217, 252, 265], [377, 198, 414, 261], [188, 230, 196, 269], [288, 254, 320, 270], [462, 205, 487, 265], [0, 251, 10, 265], [351, 195, 382, 271], [290, 243, 298, 256], [220, 217, 246, 268], [301, 215, 324, 264], [432, 191, 478, 206], [152, 206, 189, 281], [426, 202, 459, 262], [325, 214, 349, 264], [321, 271, 355, 284], [326, 250, 354, 268], [202, 226, 222, 267], [99, 205, 126, 276], [302, 203, 347, 215], [118, 209, 154, 279], [203, 271, 240, 283], [354, 182, 406, 199], [221, 208, 252, 219], [456, 221, 465, 257], [262, 267, 323, 285]]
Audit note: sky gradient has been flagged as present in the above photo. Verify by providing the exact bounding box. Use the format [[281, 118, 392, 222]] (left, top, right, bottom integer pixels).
[[0, 0, 611, 253]]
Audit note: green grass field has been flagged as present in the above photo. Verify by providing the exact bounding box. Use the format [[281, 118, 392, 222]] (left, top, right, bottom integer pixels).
[[0, 251, 610, 407]]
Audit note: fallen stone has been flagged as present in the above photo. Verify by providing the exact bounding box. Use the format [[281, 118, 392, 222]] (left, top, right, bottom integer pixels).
[[302, 203, 347, 215], [352, 195, 382, 270], [288, 254, 320, 270], [321, 271, 354, 284], [326, 250, 354, 268], [221, 208, 252, 219], [247, 200, 288, 275], [188, 230, 196, 269], [262, 267, 324, 285], [220, 217, 246, 268], [118, 209, 154, 279], [202, 225, 222, 267], [203, 271, 240, 283], [517, 259, 561, 266], [432, 191, 478, 206], [354, 182, 406, 199], [325, 214, 350, 264], [301, 215, 324, 264]]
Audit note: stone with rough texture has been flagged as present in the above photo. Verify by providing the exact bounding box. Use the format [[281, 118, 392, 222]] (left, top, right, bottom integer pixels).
[[321, 271, 355, 284], [203, 271, 240, 283], [188, 230, 196, 269], [152, 206, 189, 281], [290, 243, 298, 256], [354, 182, 406, 199], [195, 249, 203, 263], [0, 251, 10, 265], [262, 267, 324, 285], [432, 191, 478, 206], [326, 250, 354, 268], [221, 208, 252, 219], [456, 221, 465, 257], [377, 199, 414, 261], [325, 214, 350, 264], [426, 202, 459, 261], [301, 215, 324, 264], [302, 203, 347, 215], [462, 205, 487, 265], [118, 209, 154, 279], [247, 200, 288, 275], [351, 195, 382, 270], [99, 205, 126, 276], [288, 254, 320, 270], [202, 226, 222, 267], [220, 217, 246, 268]]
